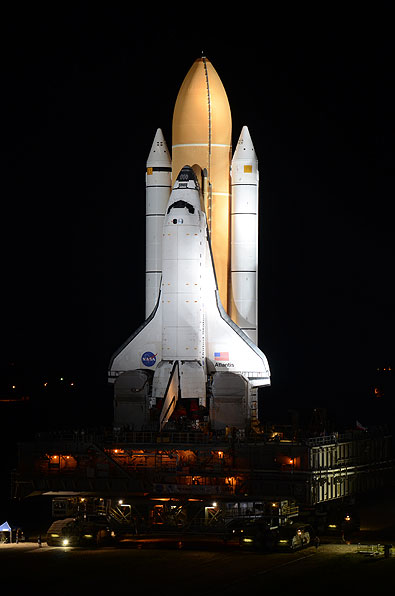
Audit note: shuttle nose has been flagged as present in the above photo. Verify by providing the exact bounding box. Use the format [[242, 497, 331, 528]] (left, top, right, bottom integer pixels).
[[176, 165, 196, 183]]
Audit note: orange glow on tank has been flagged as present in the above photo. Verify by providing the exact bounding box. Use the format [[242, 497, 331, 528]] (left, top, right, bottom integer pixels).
[[172, 57, 232, 311]]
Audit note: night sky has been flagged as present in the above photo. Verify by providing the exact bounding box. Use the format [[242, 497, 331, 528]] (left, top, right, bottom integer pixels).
[[1, 7, 394, 431]]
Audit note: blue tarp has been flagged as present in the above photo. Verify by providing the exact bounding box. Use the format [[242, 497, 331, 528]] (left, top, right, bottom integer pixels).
[[0, 521, 11, 532]]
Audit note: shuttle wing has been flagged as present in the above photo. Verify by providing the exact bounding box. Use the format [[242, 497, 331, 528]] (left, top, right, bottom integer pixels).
[[108, 297, 163, 382], [204, 228, 270, 387]]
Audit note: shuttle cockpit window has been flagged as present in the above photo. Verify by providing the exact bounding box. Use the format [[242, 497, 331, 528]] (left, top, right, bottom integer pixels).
[[167, 200, 195, 214]]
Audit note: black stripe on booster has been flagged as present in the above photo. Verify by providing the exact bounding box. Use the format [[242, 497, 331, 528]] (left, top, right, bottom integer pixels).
[[148, 167, 172, 172], [231, 212, 257, 216], [146, 186, 172, 190]]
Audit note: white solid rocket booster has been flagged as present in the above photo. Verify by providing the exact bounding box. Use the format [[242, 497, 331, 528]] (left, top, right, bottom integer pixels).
[[145, 128, 172, 317], [230, 126, 259, 344]]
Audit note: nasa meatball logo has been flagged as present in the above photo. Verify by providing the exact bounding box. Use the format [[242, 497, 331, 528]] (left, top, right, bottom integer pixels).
[[141, 351, 156, 367]]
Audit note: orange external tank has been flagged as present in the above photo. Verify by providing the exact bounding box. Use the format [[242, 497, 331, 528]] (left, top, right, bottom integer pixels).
[[172, 57, 232, 312]]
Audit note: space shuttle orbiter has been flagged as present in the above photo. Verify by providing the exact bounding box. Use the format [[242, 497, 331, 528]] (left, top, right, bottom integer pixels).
[[108, 58, 270, 431]]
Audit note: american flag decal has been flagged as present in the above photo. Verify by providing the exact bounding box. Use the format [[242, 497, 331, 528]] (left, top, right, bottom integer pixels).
[[214, 351, 229, 361]]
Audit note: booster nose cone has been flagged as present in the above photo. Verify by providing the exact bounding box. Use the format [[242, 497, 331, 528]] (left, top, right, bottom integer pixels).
[[232, 126, 256, 162], [147, 128, 171, 169]]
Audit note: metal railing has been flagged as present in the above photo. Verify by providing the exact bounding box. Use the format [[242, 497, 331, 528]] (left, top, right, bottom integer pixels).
[[32, 429, 238, 446], [31, 426, 389, 449]]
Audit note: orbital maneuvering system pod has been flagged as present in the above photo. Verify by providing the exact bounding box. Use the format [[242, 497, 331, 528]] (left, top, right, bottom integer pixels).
[[109, 57, 270, 431]]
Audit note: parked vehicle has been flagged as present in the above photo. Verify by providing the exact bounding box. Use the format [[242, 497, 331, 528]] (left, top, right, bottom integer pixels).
[[239, 521, 279, 551], [276, 523, 315, 551], [46, 516, 116, 547]]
